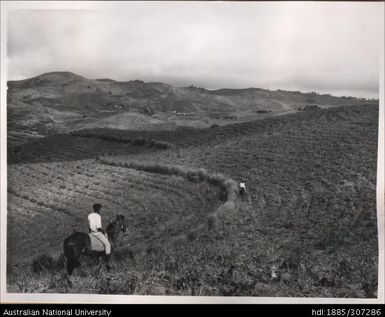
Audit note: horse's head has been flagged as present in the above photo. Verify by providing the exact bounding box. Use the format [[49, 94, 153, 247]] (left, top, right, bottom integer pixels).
[[115, 214, 127, 232], [106, 214, 127, 243]]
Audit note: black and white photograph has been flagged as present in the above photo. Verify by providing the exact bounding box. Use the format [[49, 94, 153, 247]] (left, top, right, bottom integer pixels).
[[1, 1, 384, 303]]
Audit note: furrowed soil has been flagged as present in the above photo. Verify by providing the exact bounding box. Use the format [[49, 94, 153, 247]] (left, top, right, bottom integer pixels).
[[6, 104, 378, 297]]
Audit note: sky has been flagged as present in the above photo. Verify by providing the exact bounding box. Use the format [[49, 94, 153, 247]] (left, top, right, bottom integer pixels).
[[5, 2, 383, 98]]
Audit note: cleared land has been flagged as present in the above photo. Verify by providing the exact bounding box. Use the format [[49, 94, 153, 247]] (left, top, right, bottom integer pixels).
[[6, 103, 378, 297], [7, 160, 223, 266], [8, 71, 375, 145]]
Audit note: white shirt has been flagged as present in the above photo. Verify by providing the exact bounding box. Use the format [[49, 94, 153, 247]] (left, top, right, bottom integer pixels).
[[240, 182, 246, 189], [88, 212, 102, 232]]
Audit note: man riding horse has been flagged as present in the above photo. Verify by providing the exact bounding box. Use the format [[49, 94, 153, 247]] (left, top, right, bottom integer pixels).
[[88, 203, 111, 268], [63, 204, 126, 275]]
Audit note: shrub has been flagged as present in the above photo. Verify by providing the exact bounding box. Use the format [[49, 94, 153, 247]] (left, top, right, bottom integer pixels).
[[153, 141, 172, 149], [186, 172, 200, 183], [196, 168, 209, 182], [187, 229, 199, 241], [133, 138, 147, 146], [223, 179, 239, 202], [207, 213, 218, 231], [32, 253, 64, 274], [71, 131, 172, 149], [207, 173, 227, 187]]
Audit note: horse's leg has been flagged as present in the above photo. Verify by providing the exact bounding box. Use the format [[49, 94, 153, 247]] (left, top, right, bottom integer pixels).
[[83, 235, 91, 255], [64, 242, 78, 276], [104, 252, 112, 271], [97, 256, 103, 275]]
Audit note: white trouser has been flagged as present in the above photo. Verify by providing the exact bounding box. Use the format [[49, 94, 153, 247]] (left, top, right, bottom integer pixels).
[[91, 231, 111, 255]]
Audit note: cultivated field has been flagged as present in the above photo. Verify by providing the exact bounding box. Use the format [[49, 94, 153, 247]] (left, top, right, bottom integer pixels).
[[7, 159, 226, 284], [6, 103, 378, 297]]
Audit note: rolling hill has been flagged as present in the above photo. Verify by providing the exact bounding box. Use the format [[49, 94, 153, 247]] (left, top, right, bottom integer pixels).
[[5, 71, 379, 297], [7, 71, 377, 145]]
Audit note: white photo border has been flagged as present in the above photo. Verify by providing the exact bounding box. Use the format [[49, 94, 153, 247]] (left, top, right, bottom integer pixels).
[[1, 0, 384, 304]]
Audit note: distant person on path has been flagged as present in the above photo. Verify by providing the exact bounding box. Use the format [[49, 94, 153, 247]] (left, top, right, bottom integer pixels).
[[88, 203, 111, 258], [239, 182, 247, 196]]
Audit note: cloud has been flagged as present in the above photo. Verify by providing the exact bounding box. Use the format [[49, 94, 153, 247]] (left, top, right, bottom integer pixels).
[[6, 2, 382, 98]]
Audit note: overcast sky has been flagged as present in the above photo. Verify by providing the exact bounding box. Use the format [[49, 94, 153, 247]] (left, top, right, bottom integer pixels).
[[6, 2, 383, 98]]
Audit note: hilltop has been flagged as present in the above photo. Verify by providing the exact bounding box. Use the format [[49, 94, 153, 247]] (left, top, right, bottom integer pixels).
[[7, 71, 377, 145]]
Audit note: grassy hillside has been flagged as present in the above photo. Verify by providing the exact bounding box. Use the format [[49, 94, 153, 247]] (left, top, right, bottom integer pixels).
[[7, 160, 224, 271], [6, 104, 378, 297], [121, 104, 379, 297], [7, 72, 377, 145]]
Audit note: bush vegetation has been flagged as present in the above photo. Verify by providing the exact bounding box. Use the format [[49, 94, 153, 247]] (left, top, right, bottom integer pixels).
[[71, 131, 172, 150], [97, 157, 239, 236]]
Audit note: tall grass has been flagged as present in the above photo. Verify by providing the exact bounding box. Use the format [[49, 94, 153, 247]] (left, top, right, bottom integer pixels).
[[97, 157, 239, 235], [98, 157, 238, 203], [71, 131, 172, 149], [32, 253, 65, 274]]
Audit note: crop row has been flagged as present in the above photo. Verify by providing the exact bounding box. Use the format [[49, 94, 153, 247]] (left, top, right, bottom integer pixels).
[[70, 131, 172, 149], [97, 157, 240, 242], [7, 159, 223, 270], [106, 104, 378, 296], [6, 104, 379, 297], [8, 104, 376, 165]]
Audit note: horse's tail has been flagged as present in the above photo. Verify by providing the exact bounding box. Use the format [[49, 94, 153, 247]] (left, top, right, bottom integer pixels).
[[63, 239, 79, 276]]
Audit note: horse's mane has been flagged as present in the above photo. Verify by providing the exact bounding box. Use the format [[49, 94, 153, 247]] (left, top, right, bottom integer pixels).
[[106, 215, 126, 242]]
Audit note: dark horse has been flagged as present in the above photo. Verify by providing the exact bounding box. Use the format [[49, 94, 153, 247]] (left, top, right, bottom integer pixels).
[[63, 215, 126, 275]]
